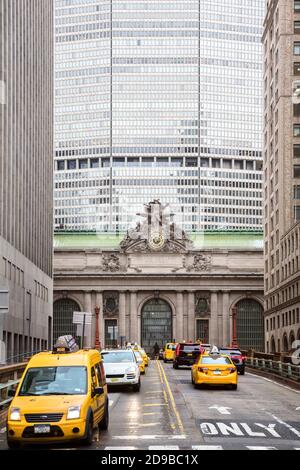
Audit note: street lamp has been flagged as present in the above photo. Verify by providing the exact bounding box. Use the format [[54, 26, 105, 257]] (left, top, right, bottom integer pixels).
[[94, 306, 101, 350], [232, 306, 239, 348]]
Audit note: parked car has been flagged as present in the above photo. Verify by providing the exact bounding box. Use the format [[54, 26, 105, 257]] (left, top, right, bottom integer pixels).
[[173, 343, 203, 369], [219, 348, 246, 375], [101, 349, 141, 391]]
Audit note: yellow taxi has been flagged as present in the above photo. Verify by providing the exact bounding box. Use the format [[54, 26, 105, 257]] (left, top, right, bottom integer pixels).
[[131, 343, 150, 367], [191, 351, 238, 390], [138, 348, 150, 367], [6, 341, 109, 449], [133, 350, 146, 375], [163, 343, 177, 363]]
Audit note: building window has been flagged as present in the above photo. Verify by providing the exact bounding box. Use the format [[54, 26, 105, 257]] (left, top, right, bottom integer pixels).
[[67, 159, 76, 170], [57, 160, 65, 171], [294, 165, 300, 177], [295, 1, 300, 13], [295, 206, 300, 221], [294, 144, 300, 157], [294, 42, 300, 55], [90, 158, 99, 169], [294, 125, 300, 137], [294, 185, 300, 199], [294, 104, 300, 117], [79, 159, 88, 169], [294, 63, 300, 75], [295, 21, 300, 34]]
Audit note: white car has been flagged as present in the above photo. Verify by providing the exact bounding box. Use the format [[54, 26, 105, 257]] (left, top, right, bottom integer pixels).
[[101, 349, 141, 392]]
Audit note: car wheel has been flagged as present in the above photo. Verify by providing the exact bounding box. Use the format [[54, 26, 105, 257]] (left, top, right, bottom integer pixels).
[[133, 380, 141, 392], [82, 416, 94, 445], [163, 359, 167, 363], [7, 440, 21, 450], [231, 384, 238, 391], [173, 362, 178, 369], [191, 373, 195, 385], [99, 400, 109, 431], [239, 369, 245, 376]]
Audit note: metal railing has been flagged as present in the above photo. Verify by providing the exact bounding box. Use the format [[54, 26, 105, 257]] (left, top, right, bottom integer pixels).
[[0, 380, 20, 408], [246, 357, 300, 382], [4, 349, 46, 365]]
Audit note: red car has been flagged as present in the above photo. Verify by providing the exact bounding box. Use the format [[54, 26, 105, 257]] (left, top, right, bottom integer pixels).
[[219, 347, 246, 375]]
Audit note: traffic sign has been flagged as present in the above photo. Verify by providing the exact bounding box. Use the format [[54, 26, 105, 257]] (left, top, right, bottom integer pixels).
[[73, 311, 92, 325]]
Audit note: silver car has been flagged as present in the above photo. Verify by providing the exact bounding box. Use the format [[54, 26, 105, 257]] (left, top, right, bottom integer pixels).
[[101, 349, 141, 392]]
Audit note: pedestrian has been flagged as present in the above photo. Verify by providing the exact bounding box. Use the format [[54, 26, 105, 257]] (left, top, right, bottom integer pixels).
[[153, 342, 160, 359]]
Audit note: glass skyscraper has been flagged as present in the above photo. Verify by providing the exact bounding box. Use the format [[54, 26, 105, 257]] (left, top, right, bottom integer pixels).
[[54, 0, 264, 233]]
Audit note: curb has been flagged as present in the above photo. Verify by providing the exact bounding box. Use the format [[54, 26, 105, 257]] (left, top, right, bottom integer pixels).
[[246, 366, 300, 391]]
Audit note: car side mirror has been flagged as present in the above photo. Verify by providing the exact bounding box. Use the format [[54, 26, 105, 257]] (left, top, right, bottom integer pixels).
[[8, 389, 16, 398], [92, 387, 104, 397]]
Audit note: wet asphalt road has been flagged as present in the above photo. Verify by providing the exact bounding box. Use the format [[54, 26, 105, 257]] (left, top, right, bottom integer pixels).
[[1, 360, 300, 450]]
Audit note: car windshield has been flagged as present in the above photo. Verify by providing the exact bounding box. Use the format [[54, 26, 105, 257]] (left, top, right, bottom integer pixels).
[[201, 357, 232, 365], [167, 344, 176, 350], [19, 366, 87, 396], [182, 345, 200, 352], [220, 350, 242, 356], [102, 351, 134, 363]]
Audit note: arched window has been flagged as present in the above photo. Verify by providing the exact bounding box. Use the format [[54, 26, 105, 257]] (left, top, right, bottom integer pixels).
[[289, 331, 296, 349], [141, 299, 172, 354], [53, 298, 81, 343], [236, 299, 264, 351], [282, 334, 289, 353], [271, 336, 276, 354]]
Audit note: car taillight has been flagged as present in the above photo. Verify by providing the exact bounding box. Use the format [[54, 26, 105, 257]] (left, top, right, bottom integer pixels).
[[242, 356, 247, 361], [228, 367, 236, 373], [198, 367, 208, 373]]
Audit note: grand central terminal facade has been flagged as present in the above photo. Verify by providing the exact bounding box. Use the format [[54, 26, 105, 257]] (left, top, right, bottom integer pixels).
[[53, 202, 264, 353]]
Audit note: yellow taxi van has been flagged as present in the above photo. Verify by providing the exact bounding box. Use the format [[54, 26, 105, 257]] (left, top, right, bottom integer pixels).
[[163, 343, 177, 363], [6, 339, 109, 449]]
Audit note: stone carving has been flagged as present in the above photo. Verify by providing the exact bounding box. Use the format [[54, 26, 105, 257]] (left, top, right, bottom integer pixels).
[[103, 291, 119, 317], [102, 254, 121, 272], [195, 292, 211, 317], [185, 254, 212, 272], [120, 200, 194, 254]]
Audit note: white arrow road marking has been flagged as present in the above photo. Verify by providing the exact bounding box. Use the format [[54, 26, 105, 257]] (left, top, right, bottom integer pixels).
[[209, 405, 232, 415], [192, 445, 223, 450], [149, 446, 180, 450], [247, 447, 277, 451], [105, 447, 137, 450]]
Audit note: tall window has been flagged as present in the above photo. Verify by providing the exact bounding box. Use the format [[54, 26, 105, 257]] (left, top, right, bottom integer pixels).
[[295, 1, 300, 13], [294, 42, 300, 55], [294, 165, 300, 178], [294, 125, 300, 137], [294, 144, 300, 157], [295, 206, 300, 221]]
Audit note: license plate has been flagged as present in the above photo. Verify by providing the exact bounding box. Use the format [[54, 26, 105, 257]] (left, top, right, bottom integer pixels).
[[34, 425, 50, 434], [187, 353, 193, 357], [213, 370, 221, 375], [111, 378, 120, 383]]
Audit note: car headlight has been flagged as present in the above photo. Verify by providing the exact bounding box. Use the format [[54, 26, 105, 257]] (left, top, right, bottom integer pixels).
[[10, 408, 21, 421], [126, 367, 136, 374], [67, 406, 81, 420]]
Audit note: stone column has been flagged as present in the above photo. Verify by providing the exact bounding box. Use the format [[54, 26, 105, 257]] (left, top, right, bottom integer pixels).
[[222, 291, 230, 347], [84, 291, 92, 347], [176, 291, 184, 342], [188, 291, 195, 342], [119, 291, 126, 347], [95, 291, 104, 348], [210, 291, 219, 346], [130, 291, 138, 343]]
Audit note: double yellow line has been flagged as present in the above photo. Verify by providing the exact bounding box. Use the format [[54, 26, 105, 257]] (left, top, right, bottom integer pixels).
[[156, 360, 185, 435]]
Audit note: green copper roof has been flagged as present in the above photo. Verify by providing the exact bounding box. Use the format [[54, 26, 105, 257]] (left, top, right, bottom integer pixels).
[[54, 231, 263, 250]]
